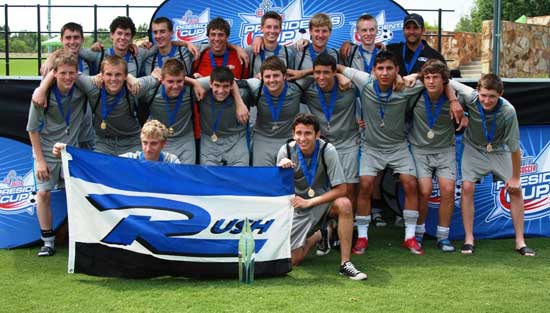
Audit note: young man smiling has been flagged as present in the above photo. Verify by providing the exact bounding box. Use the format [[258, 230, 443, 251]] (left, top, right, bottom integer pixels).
[[277, 113, 366, 280]]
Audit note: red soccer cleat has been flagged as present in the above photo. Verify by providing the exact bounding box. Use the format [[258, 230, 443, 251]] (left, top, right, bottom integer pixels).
[[352, 237, 368, 255], [402, 237, 425, 255]]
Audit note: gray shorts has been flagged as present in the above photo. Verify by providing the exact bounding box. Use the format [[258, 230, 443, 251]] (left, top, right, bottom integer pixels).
[[411, 146, 457, 180], [95, 135, 141, 156], [200, 132, 249, 166], [291, 202, 331, 250], [359, 145, 417, 177], [164, 132, 196, 164], [252, 134, 286, 166], [34, 161, 64, 192], [338, 147, 360, 183], [461, 143, 512, 182]]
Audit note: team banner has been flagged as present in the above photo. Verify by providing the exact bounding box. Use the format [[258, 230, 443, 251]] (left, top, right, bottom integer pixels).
[[0, 137, 67, 249], [426, 125, 550, 240], [62, 147, 294, 278], [151, 0, 407, 48]]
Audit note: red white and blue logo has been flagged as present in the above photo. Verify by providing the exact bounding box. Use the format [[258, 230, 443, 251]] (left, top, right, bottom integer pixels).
[[0, 169, 36, 215]]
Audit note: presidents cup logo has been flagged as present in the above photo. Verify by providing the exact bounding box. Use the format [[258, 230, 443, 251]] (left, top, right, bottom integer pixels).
[[89, 194, 272, 257], [238, 0, 345, 47], [0, 170, 36, 215], [349, 10, 402, 45], [172, 9, 210, 42], [487, 144, 550, 222]]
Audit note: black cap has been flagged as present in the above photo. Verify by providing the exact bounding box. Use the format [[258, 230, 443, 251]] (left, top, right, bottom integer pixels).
[[403, 13, 424, 28]]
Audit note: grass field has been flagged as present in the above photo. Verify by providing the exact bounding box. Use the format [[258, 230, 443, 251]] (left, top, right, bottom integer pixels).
[[1, 225, 549, 313], [0, 58, 44, 76]]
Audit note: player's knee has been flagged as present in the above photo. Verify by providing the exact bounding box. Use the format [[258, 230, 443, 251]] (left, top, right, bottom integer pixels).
[[36, 190, 51, 201], [439, 182, 455, 196], [401, 177, 418, 194], [334, 197, 352, 217], [461, 182, 475, 196], [359, 179, 374, 194]]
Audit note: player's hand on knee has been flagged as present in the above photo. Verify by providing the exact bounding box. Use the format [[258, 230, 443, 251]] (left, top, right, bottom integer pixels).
[[278, 158, 295, 169]]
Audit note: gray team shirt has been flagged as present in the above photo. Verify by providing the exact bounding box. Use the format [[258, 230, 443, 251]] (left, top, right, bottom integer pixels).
[[450, 80, 520, 153], [120, 151, 180, 164], [142, 45, 194, 76], [408, 85, 456, 153], [343, 67, 424, 150], [79, 47, 155, 77], [26, 85, 87, 162], [198, 91, 246, 138], [277, 139, 345, 199], [294, 44, 341, 70], [76, 75, 158, 138], [345, 45, 378, 73], [246, 45, 297, 77], [302, 83, 360, 152]]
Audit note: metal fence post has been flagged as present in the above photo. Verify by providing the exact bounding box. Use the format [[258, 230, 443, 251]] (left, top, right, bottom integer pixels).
[[94, 5, 98, 42], [437, 8, 442, 53], [4, 4, 9, 76], [37, 4, 42, 75]]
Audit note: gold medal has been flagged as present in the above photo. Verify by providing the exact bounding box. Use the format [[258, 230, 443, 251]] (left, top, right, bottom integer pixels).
[[486, 143, 493, 152], [427, 129, 435, 139], [100, 120, 107, 130], [211, 133, 218, 142], [380, 120, 385, 128], [307, 187, 315, 198], [168, 127, 174, 136]]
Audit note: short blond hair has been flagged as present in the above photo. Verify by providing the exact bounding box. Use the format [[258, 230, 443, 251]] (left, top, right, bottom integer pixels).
[[141, 119, 169, 141], [309, 13, 332, 31], [53, 52, 78, 71]]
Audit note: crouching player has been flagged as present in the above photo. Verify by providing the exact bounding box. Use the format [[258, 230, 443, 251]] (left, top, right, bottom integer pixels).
[[450, 74, 536, 256], [277, 113, 367, 280]]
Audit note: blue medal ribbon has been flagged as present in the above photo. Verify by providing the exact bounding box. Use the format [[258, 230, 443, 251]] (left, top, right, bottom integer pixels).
[[53, 84, 75, 131], [308, 44, 326, 63], [77, 56, 84, 72], [402, 43, 424, 75], [476, 98, 503, 144], [373, 80, 392, 122], [161, 85, 185, 131], [157, 46, 177, 68], [209, 91, 232, 135], [315, 78, 338, 128], [262, 82, 288, 125], [100, 87, 126, 122], [209, 48, 229, 69], [296, 140, 320, 191], [422, 90, 447, 130], [110, 48, 131, 63], [139, 151, 165, 162], [259, 44, 281, 62], [359, 46, 377, 73]]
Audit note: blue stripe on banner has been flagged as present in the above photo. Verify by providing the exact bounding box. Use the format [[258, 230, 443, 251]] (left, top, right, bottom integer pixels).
[[66, 146, 294, 196]]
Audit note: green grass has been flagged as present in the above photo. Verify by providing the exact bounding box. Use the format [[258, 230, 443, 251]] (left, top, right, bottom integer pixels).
[[1, 226, 549, 313], [0, 58, 42, 76]]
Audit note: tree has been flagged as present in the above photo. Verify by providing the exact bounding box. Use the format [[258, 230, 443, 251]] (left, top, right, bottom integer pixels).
[[455, 0, 550, 32]]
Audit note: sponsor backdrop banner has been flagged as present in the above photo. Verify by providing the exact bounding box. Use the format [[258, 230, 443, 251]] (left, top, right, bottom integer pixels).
[[151, 0, 408, 48], [62, 147, 294, 278], [426, 125, 550, 240], [0, 137, 67, 249]]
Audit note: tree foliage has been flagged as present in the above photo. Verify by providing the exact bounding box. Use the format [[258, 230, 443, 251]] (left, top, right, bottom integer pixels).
[[455, 0, 550, 32]]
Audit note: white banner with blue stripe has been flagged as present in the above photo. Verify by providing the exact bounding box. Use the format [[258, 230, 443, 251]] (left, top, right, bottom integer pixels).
[[61, 147, 293, 278]]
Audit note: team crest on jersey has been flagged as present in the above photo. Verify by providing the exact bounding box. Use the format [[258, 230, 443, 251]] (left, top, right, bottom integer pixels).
[[0, 170, 36, 215], [349, 11, 401, 45], [486, 144, 550, 222], [238, 0, 344, 47]]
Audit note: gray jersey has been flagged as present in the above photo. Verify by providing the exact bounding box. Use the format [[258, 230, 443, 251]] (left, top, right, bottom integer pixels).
[[79, 47, 155, 77], [142, 46, 194, 76], [246, 45, 297, 77], [408, 86, 456, 153], [450, 80, 519, 153], [199, 91, 246, 138], [345, 45, 378, 73], [77, 75, 158, 138], [343, 67, 424, 150], [277, 139, 346, 199], [120, 151, 180, 164], [302, 83, 360, 152], [139, 84, 194, 138], [294, 44, 341, 70], [26, 85, 87, 162]]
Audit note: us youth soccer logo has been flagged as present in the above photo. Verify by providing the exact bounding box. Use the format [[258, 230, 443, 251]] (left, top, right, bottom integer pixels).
[[349, 11, 401, 45], [172, 9, 233, 43], [238, 0, 344, 47], [486, 144, 550, 222], [0, 170, 36, 215]]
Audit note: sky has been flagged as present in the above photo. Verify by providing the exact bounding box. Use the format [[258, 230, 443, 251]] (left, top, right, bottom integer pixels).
[[1, 0, 475, 34]]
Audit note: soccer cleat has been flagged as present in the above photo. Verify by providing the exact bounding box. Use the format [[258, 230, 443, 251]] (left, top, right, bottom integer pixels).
[[372, 214, 387, 227], [316, 228, 331, 256], [402, 237, 424, 255], [437, 239, 456, 252], [339, 261, 367, 280], [415, 235, 424, 248], [37, 246, 55, 257], [352, 237, 368, 255]]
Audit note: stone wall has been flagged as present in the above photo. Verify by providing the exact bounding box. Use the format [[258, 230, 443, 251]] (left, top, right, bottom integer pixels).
[[527, 16, 550, 26], [481, 21, 550, 77], [425, 31, 481, 69]]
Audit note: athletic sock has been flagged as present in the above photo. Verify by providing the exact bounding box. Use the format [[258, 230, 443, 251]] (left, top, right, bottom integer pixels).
[[41, 229, 55, 248], [415, 223, 426, 238], [436, 226, 450, 242], [355, 215, 371, 239], [403, 210, 419, 240]]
